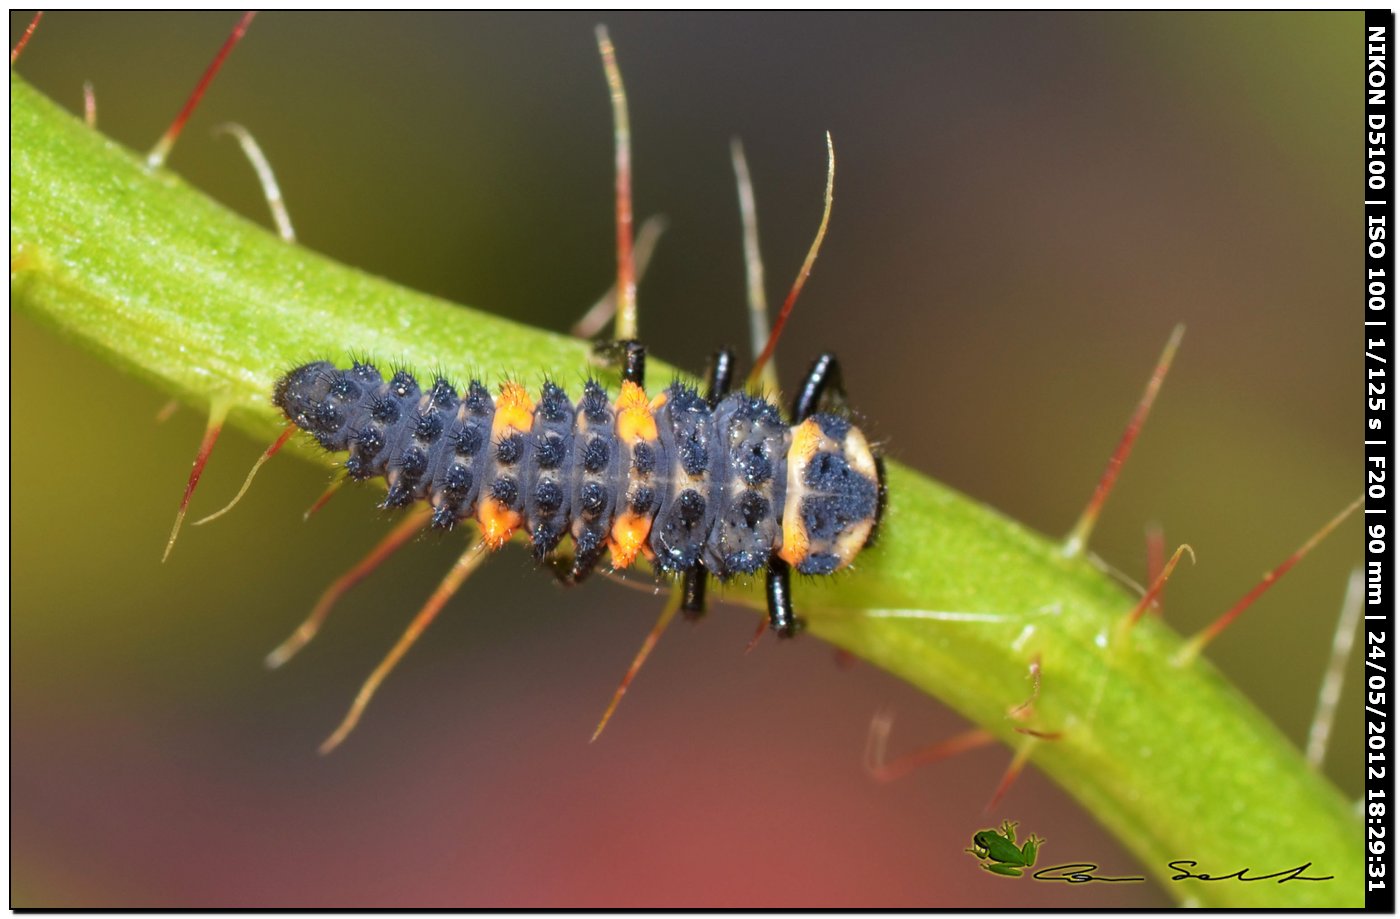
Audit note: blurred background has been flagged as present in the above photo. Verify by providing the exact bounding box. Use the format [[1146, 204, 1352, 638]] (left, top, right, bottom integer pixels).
[[12, 11, 1359, 908]]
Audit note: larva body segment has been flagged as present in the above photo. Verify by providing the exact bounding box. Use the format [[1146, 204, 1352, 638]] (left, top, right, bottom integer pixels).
[[523, 382, 576, 560], [650, 383, 719, 574], [568, 380, 620, 581], [273, 360, 881, 583]]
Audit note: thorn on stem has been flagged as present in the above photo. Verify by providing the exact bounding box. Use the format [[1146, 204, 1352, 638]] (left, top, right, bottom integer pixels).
[[867, 657, 1061, 808], [266, 505, 432, 670], [303, 477, 345, 522], [1063, 324, 1184, 558], [147, 10, 256, 170], [213, 122, 296, 243], [10, 10, 43, 66], [1005, 656, 1063, 742], [1120, 543, 1195, 634], [863, 710, 996, 784], [746, 132, 836, 392], [82, 79, 97, 128], [571, 216, 667, 340], [744, 617, 767, 654], [591, 587, 682, 742], [1175, 496, 1362, 666], [162, 398, 232, 563], [986, 741, 1036, 812], [730, 137, 777, 396], [319, 537, 488, 754], [192, 423, 295, 526], [1306, 567, 1365, 769], [1145, 521, 1166, 616], [154, 398, 180, 424], [594, 25, 637, 343], [1012, 726, 1063, 740], [1007, 654, 1044, 720]]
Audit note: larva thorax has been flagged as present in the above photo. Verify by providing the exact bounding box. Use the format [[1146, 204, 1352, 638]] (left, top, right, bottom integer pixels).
[[274, 359, 881, 582]]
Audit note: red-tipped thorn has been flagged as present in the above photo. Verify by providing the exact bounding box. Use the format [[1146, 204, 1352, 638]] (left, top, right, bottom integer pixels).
[[595, 25, 637, 343], [1176, 496, 1363, 666], [303, 477, 345, 522], [10, 11, 43, 66], [162, 398, 232, 562], [266, 505, 432, 670], [319, 537, 488, 754], [1004, 657, 1063, 744], [571, 216, 667, 340], [866, 657, 1061, 803], [1063, 325, 1185, 558], [746, 132, 836, 391], [82, 79, 96, 128], [1120, 543, 1195, 635], [596, 568, 669, 597], [1145, 522, 1166, 616], [146, 11, 256, 170], [744, 617, 767, 654], [591, 587, 682, 742], [986, 742, 1036, 812], [1012, 726, 1063, 740], [1007, 655, 1044, 720], [864, 712, 997, 784], [194, 423, 295, 526]]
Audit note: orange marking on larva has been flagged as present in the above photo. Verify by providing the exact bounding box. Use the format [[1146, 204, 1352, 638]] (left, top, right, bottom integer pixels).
[[777, 418, 823, 567], [778, 518, 810, 569], [789, 417, 824, 463], [492, 381, 535, 438], [609, 511, 653, 568], [615, 381, 659, 442], [477, 498, 522, 550]]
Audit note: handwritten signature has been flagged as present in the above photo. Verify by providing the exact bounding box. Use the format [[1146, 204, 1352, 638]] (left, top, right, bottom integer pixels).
[[1025, 861, 1333, 885], [1166, 860, 1334, 883], [1031, 863, 1144, 884]]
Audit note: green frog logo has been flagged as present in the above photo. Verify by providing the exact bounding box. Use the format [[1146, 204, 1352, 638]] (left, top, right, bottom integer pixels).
[[965, 820, 1043, 877]]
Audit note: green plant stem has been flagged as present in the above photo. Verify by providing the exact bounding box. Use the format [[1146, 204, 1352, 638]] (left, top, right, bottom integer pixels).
[[10, 75, 1361, 906]]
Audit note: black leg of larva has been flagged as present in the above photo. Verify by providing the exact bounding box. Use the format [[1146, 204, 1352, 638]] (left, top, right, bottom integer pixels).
[[589, 339, 647, 387], [766, 557, 800, 637], [703, 348, 736, 407], [622, 340, 646, 387], [681, 571, 707, 617], [791, 351, 846, 422], [681, 347, 737, 619], [545, 554, 578, 587]]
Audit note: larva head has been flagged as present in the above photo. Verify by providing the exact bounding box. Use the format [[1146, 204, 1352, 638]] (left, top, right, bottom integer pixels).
[[274, 360, 350, 448], [779, 413, 882, 575]]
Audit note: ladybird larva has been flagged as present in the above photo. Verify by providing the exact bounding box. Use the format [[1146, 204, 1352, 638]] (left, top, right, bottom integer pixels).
[[273, 357, 884, 598]]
